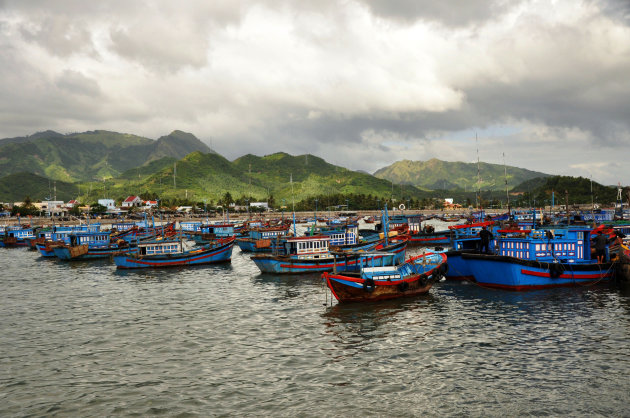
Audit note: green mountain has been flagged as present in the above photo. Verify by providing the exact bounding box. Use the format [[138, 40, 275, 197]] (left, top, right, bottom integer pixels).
[[0, 172, 78, 202], [0, 130, 213, 182], [231, 152, 431, 202], [374, 158, 550, 191], [512, 176, 619, 205], [77, 151, 432, 205]]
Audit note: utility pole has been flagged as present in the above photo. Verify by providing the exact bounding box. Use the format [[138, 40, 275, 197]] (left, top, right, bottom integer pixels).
[[565, 190, 570, 225]]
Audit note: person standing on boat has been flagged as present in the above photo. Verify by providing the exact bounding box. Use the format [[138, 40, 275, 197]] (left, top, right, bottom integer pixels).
[[593, 230, 609, 264], [478, 226, 493, 254]]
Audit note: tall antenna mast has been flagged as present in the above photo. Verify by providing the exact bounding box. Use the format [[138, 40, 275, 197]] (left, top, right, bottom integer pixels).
[[591, 175, 595, 220], [476, 133, 481, 210], [290, 173, 296, 235], [503, 152, 509, 214]]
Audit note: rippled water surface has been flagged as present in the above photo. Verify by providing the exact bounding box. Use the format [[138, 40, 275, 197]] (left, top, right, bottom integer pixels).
[[1, 246, 630, 416]]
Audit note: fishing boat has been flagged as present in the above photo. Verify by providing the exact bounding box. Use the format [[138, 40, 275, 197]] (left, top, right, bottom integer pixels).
[[250, 235, 408, 274], [0, 226, 36, 247], [322, 252, 447, 303], [29, 224, 101, 251], [52, 231, 136, 260], [114, 237, 235, 269], [34, 225, 98, 257], [461, 227, 614, 290], [236, 225, 290, 252], [443, 221, 496, 280], [387, 214, 450, 246], [181, 223, 236, 244]]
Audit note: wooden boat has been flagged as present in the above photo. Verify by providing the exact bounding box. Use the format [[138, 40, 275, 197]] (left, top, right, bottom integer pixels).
[[460, 227, 614, 290], [387, 214, 450, 246], [236, 226, 289, 252], [444, 221, 496, 280], [251, 235, 408, 274], [0, 226, 36, 247], [52, 231, 138, 260], [183, 223, 236, 244], [323, 252, 447, 303], [114, 237, 235, 269], [31, 224, 101, 255]]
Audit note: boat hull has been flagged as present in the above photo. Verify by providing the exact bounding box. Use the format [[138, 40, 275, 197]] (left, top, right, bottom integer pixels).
[[54, 245, 137, 260], [461, 253, 614, 290], [114, 240, 234, 269], [324, 272, 436, 302], [35, 241, 65, 257], [323, 253, 447, 302], [408, 233, 450, 246], [444, 250, 475, 280]]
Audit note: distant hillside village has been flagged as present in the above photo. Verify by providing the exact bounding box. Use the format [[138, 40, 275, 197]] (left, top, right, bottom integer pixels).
[[0, 195, 271, 218]]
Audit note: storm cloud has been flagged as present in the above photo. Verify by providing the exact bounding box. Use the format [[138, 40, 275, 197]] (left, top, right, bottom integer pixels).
[[1, 0, 629, 185]]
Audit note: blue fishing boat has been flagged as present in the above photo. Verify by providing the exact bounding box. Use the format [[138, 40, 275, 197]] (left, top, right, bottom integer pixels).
[[443, 221, 497, 280], [323, 252, 447, 303], [30, 224, 101, 251], [236, 226, 289, 252], [303, 222, 385, 253], [34, 226, 93, 257], [250, 235, 408, 274], [0, 226, 35, 247], [387, 214, 450, 246], [113, 237, 235, 269], [182, 223, 236, 244], [53, 231, 136, 260], [461, 227, 614, 290]]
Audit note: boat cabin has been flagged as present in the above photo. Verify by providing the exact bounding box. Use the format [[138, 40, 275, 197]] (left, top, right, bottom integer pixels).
[[283, 236, 330, 259], [138, 240, 183, 256], [68, 232, 111, 247], [249, 226, 287, 240], [180, 221, 202, 232], [448, 221, 496, 251], [3, 227, 35, 239], [200, 224, 235, 237], [495, 227, 593, 263], [305, 224, 358, 246]]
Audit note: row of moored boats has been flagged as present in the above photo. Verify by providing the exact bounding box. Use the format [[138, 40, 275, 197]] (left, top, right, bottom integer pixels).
[[2, 207, 629, 302]]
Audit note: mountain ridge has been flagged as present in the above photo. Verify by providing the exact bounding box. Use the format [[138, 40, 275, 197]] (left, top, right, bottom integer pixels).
[[0, 130, 213, 182], [374, 158, 550, 192]]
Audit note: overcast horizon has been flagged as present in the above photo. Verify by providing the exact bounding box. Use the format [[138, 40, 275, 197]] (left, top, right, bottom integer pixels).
[[1, 0, 629, 185]]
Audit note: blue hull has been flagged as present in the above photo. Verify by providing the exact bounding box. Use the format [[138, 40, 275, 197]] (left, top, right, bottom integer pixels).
[[461, 253, 614, 290], [235, 239, 275, 253], [35, 242, 60, 257], [251, 242, 407, 274], [443, 251, 474, 280], [114, 240, 234, 269], [0, 239, 30, 248], [408, 234, 450, 246], [54, 245, 137, 260]]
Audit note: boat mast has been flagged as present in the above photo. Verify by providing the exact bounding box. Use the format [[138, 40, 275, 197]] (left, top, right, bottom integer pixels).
[[590, 175, 595, 224], [615, 182, 630, 221], [503, 152, 509, 217], [291, 173, 296, 236], [476, 133, 482, 217]]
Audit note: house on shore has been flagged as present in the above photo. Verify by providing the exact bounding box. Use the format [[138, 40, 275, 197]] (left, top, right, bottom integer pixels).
[[122, 196, 143, 208]]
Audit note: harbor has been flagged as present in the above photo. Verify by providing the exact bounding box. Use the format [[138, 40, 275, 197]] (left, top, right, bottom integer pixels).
[[1, 214, 630, 416]]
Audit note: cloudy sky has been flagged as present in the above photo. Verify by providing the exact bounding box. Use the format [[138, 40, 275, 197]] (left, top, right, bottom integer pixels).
[[1, 0, 629, 185]]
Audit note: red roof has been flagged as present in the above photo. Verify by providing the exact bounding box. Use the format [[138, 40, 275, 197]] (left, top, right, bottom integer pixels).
[[123, 195, 139, 203], [67, 200, 78, 204]]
